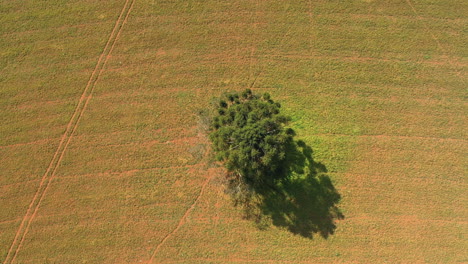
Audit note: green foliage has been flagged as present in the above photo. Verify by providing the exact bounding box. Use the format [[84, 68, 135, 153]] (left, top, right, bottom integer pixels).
[[209, 89, 293, 186], [209, 92, 343, 237]]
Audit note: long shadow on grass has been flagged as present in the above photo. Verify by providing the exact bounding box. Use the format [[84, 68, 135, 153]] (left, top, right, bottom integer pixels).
[[243, 140, 344, 239]]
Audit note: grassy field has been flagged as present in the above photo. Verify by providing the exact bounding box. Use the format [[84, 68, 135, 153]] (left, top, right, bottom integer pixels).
[[1, 0, 467, 263]]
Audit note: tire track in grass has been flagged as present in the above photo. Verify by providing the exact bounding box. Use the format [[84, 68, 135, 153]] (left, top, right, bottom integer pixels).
[[405, 0, 446, 55], [3, 0, 135, 263], [405, 0, 466, 80], [147, 101, 217, 263], [147, 173, 213, 264]]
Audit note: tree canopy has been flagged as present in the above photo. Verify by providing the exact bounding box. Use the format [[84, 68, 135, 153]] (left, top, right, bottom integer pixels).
[[208, 89, 343, 238], [209, 89, 294, 187]]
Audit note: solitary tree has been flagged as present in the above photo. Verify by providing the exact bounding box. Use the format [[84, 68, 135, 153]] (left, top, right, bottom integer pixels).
[[209, 89, 294, 189]]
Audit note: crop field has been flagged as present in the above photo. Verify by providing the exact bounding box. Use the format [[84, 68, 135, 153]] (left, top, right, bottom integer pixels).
[[1, 0, 467, 263]]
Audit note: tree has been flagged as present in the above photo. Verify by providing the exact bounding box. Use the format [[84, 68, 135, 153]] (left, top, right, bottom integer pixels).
[[208, 89, 344, 237], [209, 89, 294, 189]]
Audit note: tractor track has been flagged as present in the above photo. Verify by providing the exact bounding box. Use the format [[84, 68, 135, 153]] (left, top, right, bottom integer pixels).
[[3, 0, 135, 263]]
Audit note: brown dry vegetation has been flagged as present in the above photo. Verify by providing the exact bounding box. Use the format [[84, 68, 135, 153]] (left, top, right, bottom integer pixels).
[[1, 0, 467, 263]]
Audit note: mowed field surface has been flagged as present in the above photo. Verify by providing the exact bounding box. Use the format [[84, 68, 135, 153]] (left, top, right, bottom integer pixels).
[[1, 0, 467, 263]]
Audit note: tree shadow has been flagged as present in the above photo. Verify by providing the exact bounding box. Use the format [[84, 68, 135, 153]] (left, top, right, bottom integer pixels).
[[253, 139, 345, 239]]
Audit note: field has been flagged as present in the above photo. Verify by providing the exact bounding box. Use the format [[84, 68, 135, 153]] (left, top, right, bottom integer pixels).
[[1, 0, 467, 263]]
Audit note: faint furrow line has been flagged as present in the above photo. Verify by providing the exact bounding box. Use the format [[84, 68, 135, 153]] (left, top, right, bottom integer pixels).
[[3, 1, 135, 263], [0, 138, 58, 149], [262, 53, 468, 67], [0, 179, 41, 190], [311, 133, 467, 142], [57, 163, 207, 179], [339, 161, 465, 169], [308, 0, 314, 53], [1, 208, 184, 227], [0, 218, 23, 226], [247, 1, 259, 89], [344, 215, 468, 224], [334, 11, 465, 23], [86, 136, 199, 148], [163, 258, 314, 264], [0, 134, 197, 150], [249, 1, 271, 90], [67, 125, 198, 140], [0, 20, 109, 38]]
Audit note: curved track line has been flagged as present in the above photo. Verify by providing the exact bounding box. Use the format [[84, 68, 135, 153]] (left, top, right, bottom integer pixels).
[[147, 174, 213, 264], [3, 1, 135, 263], [405, 0, 445, 54], [405, 0, 466, 81]]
